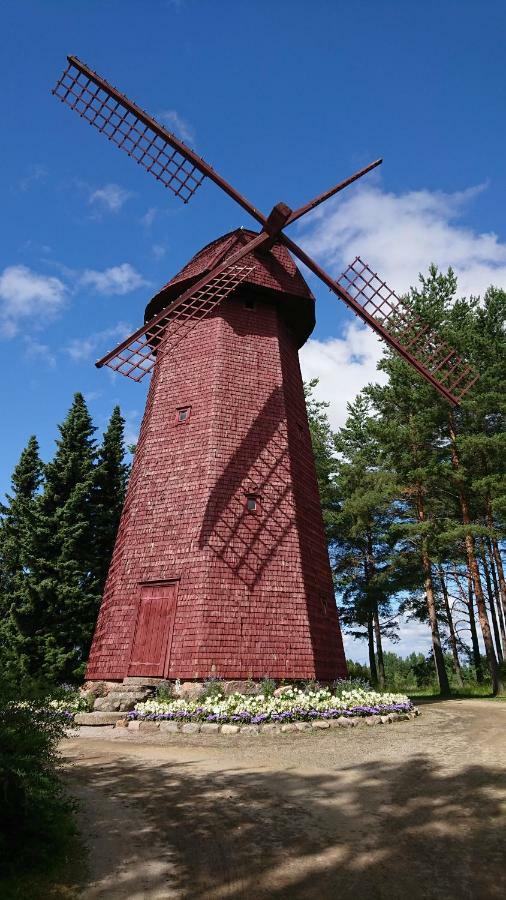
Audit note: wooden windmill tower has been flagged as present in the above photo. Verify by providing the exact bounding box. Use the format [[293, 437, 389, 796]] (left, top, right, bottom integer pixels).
[[53, 57, 477, 684]]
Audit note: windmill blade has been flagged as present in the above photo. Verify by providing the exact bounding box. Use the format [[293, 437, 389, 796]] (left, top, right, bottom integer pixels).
[[285, 158, 382, 227], [280, 235, 478, 405], [337, 258, 478, 403], [53, 57, 264, 220], [98, 263, 255, 381]]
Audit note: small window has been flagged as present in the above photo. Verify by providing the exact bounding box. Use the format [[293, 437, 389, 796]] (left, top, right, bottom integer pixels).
[[176, 406, 191, 424], [246, 494, 258, 512], [244, 298, 256, 310], [320, 595, 328, 615]]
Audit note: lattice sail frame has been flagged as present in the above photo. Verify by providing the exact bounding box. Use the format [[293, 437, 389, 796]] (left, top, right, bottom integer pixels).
[[103, 265, 255, 382], [53, 59, 205, 203], [338, 258, 479, 403]]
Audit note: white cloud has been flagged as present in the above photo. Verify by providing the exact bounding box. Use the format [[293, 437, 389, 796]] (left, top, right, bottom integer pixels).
[[89, 183, 132, 213], [123, 409, 141, 448], [23, 337, 56, 368], [0, 265, 66, 338], [141, 207, 158, 228], [297, 182, 506, 429], [152, 243, 168, 259], [300, 322, 387, 430], [65, 321, 132, 362], [158, 110, 195, 144], [18, 164, 48, 192], [80, 264, 147, 296], [297, 181, 506, 298], [343, 614, 432, 664]]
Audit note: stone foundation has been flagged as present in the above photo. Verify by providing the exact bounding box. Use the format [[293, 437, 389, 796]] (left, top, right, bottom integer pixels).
[[83, 677, 283, 712], [111, 709, 420, 733]]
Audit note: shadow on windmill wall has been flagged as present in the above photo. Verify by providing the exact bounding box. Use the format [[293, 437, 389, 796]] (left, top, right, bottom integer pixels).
[[198, 385, 294, 590]]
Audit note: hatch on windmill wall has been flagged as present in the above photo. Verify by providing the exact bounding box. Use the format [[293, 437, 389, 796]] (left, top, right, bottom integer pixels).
[[128, 581, 179, 677]]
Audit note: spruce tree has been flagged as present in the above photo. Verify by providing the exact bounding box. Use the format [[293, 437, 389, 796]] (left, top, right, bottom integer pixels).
[[0, 436, 43, 677], [93, 405, 130, 595], [18, 394, 99, 683]]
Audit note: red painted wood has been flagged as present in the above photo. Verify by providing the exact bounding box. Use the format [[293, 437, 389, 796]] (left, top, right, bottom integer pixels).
[[86, 231, 347, 682], [128, 582, 178, 677]]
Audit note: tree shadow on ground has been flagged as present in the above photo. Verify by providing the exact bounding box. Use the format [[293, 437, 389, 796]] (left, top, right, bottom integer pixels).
[[65, 747, 506, 900]]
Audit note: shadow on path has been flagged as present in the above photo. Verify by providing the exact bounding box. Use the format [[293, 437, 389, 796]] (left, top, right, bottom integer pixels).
[[65, 746, 506, 900]]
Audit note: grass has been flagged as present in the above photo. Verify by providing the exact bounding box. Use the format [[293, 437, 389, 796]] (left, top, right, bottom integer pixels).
[[408, 682, 506, 702]]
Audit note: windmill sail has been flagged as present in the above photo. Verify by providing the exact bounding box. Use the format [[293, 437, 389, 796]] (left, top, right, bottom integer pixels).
[[338, 257, 478, 404], [53, 57, 205, 203], [97, 264, 255, 381]]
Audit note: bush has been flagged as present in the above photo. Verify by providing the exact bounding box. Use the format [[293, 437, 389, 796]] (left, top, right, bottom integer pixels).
[[0, 685, 76, 875], [154, 681, 175, 703], [201, 677, 225, 700]]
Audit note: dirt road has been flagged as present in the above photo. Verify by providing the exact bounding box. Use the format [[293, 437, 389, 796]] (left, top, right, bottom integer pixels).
[[62, 699, 505, 900]]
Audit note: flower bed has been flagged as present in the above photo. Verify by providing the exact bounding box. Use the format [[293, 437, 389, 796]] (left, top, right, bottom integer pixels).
[[130, 685, 415, 726]]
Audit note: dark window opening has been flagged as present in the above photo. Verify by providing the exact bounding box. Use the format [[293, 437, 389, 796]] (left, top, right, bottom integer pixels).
[[246, 494, 258, 512], [244, 298, 256, 310], [176, 406, 191, 424], [320, 595, 328, 615]]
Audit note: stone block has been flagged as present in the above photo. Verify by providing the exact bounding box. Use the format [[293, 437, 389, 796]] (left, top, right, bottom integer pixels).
[[365, 716, 381, 726], [281, 723, 297, 733], [123, 677, 164, 688], [240, 725, 260, 734], [159, 721, 180, 733], [295, 721, 311, 731], [200, 723, 221, 733], [178, 682, 205, 700], [181, 723, 200, 734], [312, 720, 330, 729], [261, 723, 280, 734], [74, 712, 126, 726], [221, 724, 239, 735], [139, 720, 160, 732], [127, 720, 141, 731]]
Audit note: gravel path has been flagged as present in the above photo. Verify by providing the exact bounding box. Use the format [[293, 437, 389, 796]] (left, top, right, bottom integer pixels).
[[62, 699, 506, 900]]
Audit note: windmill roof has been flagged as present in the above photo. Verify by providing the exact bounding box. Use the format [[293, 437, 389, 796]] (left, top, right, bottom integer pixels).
[[144, 228, 316, 346]]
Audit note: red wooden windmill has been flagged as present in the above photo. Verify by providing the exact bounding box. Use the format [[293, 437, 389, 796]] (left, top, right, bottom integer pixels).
[[53, 57, 477, 685]]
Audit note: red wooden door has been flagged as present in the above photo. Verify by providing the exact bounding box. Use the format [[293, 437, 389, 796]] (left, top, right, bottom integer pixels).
[[128, 582, 178, 677]]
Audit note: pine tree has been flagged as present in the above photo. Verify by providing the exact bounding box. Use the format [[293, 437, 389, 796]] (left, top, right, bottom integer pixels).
[[93, 406, 130, 595], [333, 396, 398, 688], [367, 318, 453, 696], [304, 380, 339, 540]]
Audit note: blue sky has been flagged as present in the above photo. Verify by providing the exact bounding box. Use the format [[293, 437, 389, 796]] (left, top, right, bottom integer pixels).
[[1, 1, 505, 660]]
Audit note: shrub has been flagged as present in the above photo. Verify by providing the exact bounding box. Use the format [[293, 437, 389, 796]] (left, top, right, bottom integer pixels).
[[260, 677, 276, 698], [155, 681, 175, 703], [201, 677, 224, 700], [0, 685, 76, 875]]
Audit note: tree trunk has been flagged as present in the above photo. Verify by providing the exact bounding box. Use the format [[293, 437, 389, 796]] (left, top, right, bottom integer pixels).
[[365, 529, 385, 690], [416, 492, 451, 696], [372, 601, 386, 689], [367, 612, 378, 686], [486, 505, 506, 628], [438, 565, 463, 686], [486, 539, 506, 640], [481, 548, 504, 662], [448, 414, 503, 695], [467, 576, 484, 682]]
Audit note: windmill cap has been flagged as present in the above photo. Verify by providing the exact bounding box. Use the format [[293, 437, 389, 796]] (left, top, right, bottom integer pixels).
[[144, 228, 316, 347]]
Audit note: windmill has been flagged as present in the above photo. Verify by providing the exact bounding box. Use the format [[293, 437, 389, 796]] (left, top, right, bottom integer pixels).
[[52, 57, 477, 686]]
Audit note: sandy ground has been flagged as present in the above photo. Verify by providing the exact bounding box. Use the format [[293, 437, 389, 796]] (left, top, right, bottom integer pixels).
[[61, 699, 506, 900]]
